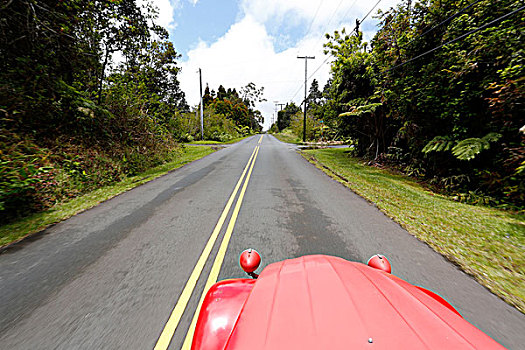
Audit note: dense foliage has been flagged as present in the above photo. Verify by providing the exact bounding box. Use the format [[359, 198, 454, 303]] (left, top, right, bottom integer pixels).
[[0, 0, 263, 223], [276, 103, 301, 131], [202, 83, 265, 133], [307, 0, 524, 207], [0, 0, 183, 221], [173, 83, 265, 143]]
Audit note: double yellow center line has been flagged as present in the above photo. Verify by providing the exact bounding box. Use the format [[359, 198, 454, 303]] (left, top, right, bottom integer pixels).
[[154, 135, 263, 350]]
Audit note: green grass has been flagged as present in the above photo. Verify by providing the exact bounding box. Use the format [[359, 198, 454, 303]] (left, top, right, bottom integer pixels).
[[303, 148, 525, 313], [186, 136, 250, 145], [188, 140, 223, 145], [0, 145, 215, 248], [272, 130, 303, 144]]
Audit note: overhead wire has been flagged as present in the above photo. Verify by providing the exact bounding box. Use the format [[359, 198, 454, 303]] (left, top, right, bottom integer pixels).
[[324, 0, 347, 32], [308, 0, 358, 53], [288, 0, 345, 103], [288, 0, 383, 102], [398, 0, 487, 50], [288, 83, 305, 103], [286, 0, 522, 110], [341, 0, 360, 21], [386, 4, 525, 72], [307, 56, 332, 81], [288, 54, 332, 102], [361, 0, 382, 24], [303, 0, 324, 41]]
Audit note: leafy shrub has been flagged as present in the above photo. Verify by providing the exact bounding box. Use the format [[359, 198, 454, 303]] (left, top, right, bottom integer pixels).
[[290, 113, 319, 141], [0, 132, 55, 220], [0, 124, 180, 224]]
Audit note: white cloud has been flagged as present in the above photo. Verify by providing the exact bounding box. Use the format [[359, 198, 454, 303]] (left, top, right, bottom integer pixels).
[[241, 0, 399, 39], [179, 0, 402, 130], [179, 15, 328, 129]]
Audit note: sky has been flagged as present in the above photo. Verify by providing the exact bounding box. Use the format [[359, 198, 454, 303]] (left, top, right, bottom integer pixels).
[[147, 0, 401, 130]]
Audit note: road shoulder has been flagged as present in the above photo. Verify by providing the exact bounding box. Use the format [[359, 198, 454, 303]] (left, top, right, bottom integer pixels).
[[301, 148, 525, 314], [0, 146, 216, 251]]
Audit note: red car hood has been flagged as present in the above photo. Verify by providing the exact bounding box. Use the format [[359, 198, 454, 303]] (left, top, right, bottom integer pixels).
[[223, 255, 504, 349]]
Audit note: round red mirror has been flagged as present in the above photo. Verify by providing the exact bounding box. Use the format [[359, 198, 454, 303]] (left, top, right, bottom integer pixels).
[[367, 254, 392, 273], [240, 249, 261, 274]]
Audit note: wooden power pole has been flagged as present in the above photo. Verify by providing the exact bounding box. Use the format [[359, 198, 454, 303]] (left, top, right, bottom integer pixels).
[[297, 56, 315, 142], [198, 68, 204, 140]]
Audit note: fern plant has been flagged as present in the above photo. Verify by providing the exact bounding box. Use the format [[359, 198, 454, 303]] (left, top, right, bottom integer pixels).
[[452, 133, 502, 160], [422, 133, 501, 161], [339, 102, 382, 118], [422, 136, 455, 154]]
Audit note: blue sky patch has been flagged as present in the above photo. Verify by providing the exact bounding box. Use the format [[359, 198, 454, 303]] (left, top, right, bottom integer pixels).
[[172, 0, 240, 58]]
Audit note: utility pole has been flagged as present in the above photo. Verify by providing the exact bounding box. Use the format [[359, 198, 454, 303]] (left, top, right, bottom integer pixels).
[[274, 102, 286, 130], [198, 68, 204, 140], [297, 55, 315, 142], [273, 101, 279, 127]]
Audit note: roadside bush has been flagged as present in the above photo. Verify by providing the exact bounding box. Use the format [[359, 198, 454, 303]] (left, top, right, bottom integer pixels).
[[0, 131, 55, 220], [0, 124, 180, 224], [290, 113, 321, 141], [172, 108, 244, 142], [203, 110, 240, 141]]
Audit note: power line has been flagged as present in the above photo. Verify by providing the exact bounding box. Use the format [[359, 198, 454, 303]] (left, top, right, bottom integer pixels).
[[288, 0, 383, 103], [387, 4, 525, 72], [309, 0, 347, 53], [341, 0, 360, 21], [308, 56, 331, 81], [324, 0, 347, 32], [361, 0, 382, 24], [398, 0, 487, 50], [289, 24, 357, 101], [304, 0, 324, 40], [288, 55, 330, 102], [289, 81, 306, 102]]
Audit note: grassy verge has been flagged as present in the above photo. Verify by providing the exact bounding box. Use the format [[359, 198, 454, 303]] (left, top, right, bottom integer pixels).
[[186, 135, 250, 145], [303, 148, 525, 313], [0, 145, 215, 248], [271, 130, 303, 144]]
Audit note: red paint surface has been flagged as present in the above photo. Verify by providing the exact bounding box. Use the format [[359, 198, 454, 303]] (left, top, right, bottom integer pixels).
[[193, 255, 506, 349], [191, 279, 255, 350], [415, 285, 463, 317], [239, 249, 261, 273], [367, 254, 392, 273]]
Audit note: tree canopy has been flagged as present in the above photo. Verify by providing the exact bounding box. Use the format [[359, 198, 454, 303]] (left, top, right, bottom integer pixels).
[[309, 0, 523, 206], [203, 82, 265, 132], [0, 0, 192, 221]]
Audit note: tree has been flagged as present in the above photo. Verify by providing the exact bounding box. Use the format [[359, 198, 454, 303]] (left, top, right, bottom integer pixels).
[[1, 0, 89, 130], [202, 85, 213, 107], [77, 0, 160, 103], [203, 83, 265, 131], [239, 82, 266, 130], [277, 103, 301, 131], [240, 82, 266, 108], [307, 79, 323, 110], [319, 0, 524, 204], [217, 85, 227, 100], [323, 29, 388, 154], [0, 0, 192, 220]]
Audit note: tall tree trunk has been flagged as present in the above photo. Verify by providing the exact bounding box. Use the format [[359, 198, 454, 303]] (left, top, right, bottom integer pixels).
[[98, 42, 110, 105]]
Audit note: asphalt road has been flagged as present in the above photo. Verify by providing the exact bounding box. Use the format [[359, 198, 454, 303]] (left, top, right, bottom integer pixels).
[[0, 135, 523, 349]]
